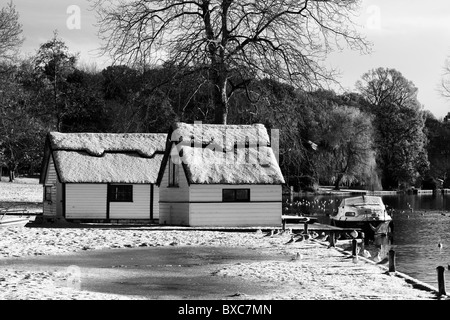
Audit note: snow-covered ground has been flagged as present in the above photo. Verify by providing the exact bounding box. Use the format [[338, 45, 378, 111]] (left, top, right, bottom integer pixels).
[[0, 177, 42, 203], [0, 224, 439, 300], [0, 179, 442, 300]]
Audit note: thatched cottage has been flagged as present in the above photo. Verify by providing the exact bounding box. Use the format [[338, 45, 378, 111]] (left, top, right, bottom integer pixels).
[[40, 132, 167, 221], [156, 122, 285, 227]]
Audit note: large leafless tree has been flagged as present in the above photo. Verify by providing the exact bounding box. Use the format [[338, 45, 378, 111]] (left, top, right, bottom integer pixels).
[[92, 0, 369, 124], [441, 58, 450, 100], [0, 1, 24, 61]]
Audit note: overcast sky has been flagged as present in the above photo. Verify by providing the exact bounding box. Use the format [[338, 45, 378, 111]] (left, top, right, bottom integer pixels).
[[10, 0, 450, 119]]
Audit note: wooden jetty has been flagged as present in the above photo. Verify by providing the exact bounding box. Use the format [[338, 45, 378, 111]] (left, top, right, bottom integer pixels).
[[0, 206, 31, 227], [281, 215, 361, 233]]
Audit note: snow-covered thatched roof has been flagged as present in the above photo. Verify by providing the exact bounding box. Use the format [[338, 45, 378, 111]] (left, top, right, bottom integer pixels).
[[179, 145, 285, 184], [171, 122, 270, 151], [47, 132, 167, 183], [161, 122, 285, 185], [49, 132, 166, 157]]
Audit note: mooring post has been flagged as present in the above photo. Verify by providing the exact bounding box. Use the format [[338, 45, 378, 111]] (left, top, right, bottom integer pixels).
[[352, 239, 357, 256], [437, 266, 446, 296], [303, 222, 308, 234], [329, 232, 335, 247], [360, 232, 365, 253], [282, 218, 286, 231], [388, 249, 396, 272]]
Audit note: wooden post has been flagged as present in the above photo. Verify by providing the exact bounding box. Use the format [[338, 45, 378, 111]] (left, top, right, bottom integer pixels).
[[388, 249, 396, 272], [282, 218, 286, 231], [303, 222, 308, 234], [352, 239, 357, 256], [437, 266, 446, 296], [360, 232, 365, 252], [329, 232, 335, 247], [290, 186, 294, 204]]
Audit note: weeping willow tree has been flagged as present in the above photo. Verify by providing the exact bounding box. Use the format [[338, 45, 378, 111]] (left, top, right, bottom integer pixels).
[[314, 105, 379, 190], [92, 0, 370, 124]]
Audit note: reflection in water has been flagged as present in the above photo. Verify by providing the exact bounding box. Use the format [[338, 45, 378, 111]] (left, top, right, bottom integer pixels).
[[292, 192, 450, 289]]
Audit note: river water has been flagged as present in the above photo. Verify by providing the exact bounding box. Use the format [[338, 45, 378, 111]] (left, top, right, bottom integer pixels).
[[291, 192, 450, 290]]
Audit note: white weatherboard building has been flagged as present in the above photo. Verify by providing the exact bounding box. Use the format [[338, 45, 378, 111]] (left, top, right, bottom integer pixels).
[[156, 122, 285, 227], [40, 132, 167, 221]]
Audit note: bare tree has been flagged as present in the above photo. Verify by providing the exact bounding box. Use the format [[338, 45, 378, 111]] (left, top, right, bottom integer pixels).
[[441, 58, 450, 100], [356, 67, 419, 108], [356, 67, 428, 189], [0, 1, 24, 61], [92, 0, 370, 124]]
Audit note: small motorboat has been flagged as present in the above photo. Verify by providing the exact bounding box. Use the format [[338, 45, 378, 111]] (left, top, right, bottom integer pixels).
[[330, 195, 393, 238]]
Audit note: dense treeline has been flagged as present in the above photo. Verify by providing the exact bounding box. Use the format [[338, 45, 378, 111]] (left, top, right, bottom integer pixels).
[[1, 2, 449, 190], [0, 34, 444, 190]]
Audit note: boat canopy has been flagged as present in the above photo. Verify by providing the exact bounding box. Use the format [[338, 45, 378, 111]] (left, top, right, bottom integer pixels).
[[343, 196, 383, 206]]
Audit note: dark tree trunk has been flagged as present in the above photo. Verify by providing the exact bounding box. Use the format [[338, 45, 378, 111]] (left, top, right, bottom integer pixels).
[[213, 75, 228, 124], [9, 169, 15, 182], [8, 162, 17, 182], [334, 173, 344, 190]]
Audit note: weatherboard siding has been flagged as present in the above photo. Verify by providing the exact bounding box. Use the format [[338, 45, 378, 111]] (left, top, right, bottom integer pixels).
[[159, 162, 189, 202], [159, 203, 190, 225], [158, 155, 282, 226], [189, 202, 281, 226], [188, 184, 281, 226], [43, 157, 58, 217], [110, 184, 150, 219], [158, 159, 190, 224], [65, 184, 107, 219], [153, 186, 160, 219], [189, 184, 281, 202]]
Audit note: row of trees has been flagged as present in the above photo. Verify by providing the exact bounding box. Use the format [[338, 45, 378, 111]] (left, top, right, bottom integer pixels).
[[0, 1, 448, 191], [0, 41, 432, 190]]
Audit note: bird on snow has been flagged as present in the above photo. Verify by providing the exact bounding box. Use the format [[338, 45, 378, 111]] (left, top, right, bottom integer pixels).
[[373, 251, 382, 262], [349, 230, 359, 239], [376, 256, 389, 265], [336, 233, 345, 241], [315, 232, 329, 242], [362, 249, 372, 258], [271, 229, 281, 237], [310, 231, 319, 239], [291, 252, 303, 261], [264, 230, 275, 237], [343, 233, 352, 240], [285, 235, 296, 245]]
